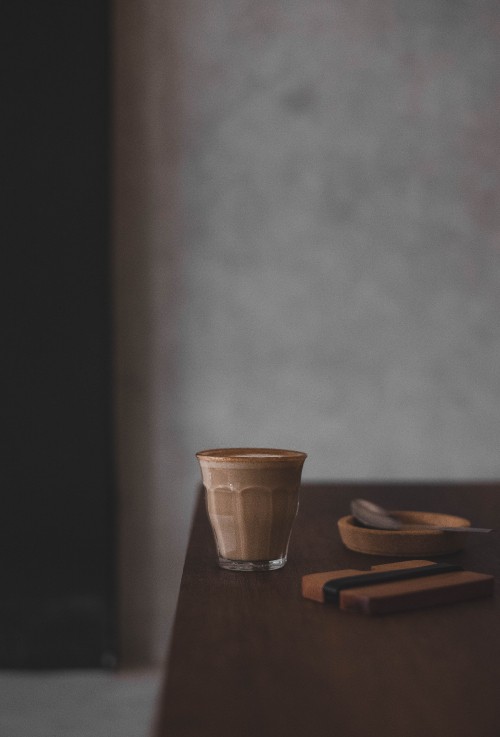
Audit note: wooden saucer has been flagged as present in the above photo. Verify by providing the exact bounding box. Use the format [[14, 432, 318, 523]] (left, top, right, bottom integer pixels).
[[338, 511, 471, 556]]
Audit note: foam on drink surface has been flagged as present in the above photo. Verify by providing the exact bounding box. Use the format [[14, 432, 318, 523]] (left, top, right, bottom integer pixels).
[[235, 453, 283, 458]]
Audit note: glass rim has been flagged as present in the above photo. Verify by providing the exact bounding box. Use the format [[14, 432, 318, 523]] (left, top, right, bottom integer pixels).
[[196, 447, 307, 463]]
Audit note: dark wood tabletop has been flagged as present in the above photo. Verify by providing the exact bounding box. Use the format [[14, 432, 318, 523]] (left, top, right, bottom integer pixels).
[[155, 483, 500, 737]]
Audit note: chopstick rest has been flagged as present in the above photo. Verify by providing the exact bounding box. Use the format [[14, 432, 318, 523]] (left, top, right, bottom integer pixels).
[[302, 559, 494, 614]]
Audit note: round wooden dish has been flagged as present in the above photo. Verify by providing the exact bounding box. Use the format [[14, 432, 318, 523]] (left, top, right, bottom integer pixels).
[[338, 511, 471, 556]]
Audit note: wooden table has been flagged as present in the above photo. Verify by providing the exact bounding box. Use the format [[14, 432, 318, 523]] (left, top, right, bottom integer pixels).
[[156, 483, 500, 737]]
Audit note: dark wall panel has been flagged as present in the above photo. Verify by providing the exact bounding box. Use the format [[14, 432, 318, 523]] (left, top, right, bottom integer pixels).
[[3, 1, 115, 667]]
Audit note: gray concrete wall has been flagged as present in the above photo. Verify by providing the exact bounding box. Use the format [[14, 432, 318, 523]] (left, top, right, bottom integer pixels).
[[115, 0, 500, 663]]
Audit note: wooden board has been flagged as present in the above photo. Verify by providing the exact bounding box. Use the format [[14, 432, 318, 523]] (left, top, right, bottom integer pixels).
[[302, 560, 494, 613]]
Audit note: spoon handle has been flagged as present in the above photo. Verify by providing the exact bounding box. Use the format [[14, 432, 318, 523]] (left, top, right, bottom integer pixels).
[[401, 525, 492, 533]]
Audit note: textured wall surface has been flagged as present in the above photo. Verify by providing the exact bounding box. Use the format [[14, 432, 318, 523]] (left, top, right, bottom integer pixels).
[[115, 0, 500, 663], [180, 0, 500, 480]]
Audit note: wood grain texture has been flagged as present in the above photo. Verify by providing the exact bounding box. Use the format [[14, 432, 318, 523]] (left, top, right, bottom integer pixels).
[[156, 483, 500, 737], [340, 570, 494, 615], [302, 559, 444, 603]]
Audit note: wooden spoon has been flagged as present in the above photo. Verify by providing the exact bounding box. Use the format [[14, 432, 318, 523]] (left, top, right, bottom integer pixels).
[[350, 499, 492, 533]]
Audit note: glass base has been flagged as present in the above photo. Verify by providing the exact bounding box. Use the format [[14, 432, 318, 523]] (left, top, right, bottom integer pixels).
[[218, 556, 287, 572]]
